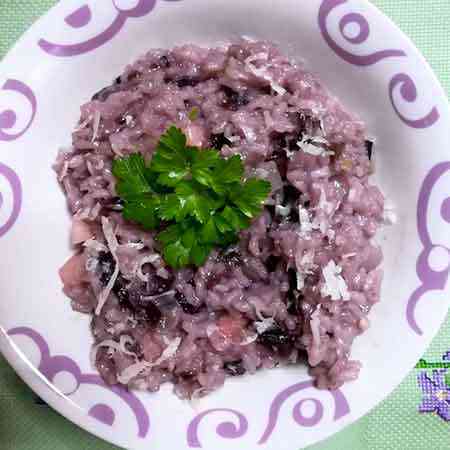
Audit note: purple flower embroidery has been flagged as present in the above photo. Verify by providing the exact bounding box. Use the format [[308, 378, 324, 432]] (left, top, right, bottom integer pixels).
[[418, 370, 450, 421]]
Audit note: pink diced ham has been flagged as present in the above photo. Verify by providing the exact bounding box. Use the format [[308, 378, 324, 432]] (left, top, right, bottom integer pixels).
[[59, 253, 88, 288], [71, 218, 94, 245]]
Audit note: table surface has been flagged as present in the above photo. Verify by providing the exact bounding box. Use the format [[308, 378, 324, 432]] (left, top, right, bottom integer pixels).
[[0, 1, 449, 449]]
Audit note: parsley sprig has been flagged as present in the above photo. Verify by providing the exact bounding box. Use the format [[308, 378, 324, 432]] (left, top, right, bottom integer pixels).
[[112, 126, 271, 268]]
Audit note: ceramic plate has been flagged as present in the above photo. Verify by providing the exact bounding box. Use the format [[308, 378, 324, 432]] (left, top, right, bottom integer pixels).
[[0, 0, 449, 448]]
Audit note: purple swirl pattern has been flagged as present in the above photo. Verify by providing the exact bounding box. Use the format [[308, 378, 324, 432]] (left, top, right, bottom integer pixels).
[[187, 408, 249, 448], [389, 74, 440, 129], [65, 4, 92, 28], [258, 380, 350, 444], [0, 79, 37, 141], [0, 163, 22, 238], [318, 0, 405, 66], [7, 327, 150, 438], [318, 0, 439, 128], [407, 162, 450, 335], [7, 325, 352, 445], [186, 382, 349, 447], [38, 0, 180, 57]]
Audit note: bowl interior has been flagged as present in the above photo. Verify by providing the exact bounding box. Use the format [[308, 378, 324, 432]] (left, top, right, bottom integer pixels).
[[0, 1, 449, 449]]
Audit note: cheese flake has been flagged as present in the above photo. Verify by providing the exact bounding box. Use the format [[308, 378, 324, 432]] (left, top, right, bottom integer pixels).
[[254, 317, 276, 334], [320, 260, 350, 301]]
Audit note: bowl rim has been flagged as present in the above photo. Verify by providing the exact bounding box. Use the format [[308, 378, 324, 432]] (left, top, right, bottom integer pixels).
[[0, 0, 449, 448]]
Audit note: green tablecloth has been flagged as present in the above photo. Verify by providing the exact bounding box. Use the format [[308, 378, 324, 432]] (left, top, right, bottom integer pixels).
[[0, 1, 449, 449]]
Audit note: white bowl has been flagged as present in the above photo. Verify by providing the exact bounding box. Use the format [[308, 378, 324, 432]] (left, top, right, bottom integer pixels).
[[0, 0, 449, 449]]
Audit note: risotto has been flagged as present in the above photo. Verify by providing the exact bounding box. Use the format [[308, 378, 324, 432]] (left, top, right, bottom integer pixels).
[[55, 40, 385, 398]]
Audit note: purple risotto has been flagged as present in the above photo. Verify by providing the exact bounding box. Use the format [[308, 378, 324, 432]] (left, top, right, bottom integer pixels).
[[55, 40, 386, 398]]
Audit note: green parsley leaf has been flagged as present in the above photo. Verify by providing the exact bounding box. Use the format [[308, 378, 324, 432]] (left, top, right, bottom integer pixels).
[[191, 148, 221, 187], [190, 242, 212, 266], [151, 127, 190, 186], [181, 227, 196, 249], [112, 153, 152, 199], [158, 126, 187, 154], [220, 232, 240, 247], [157, 221, 212, 267], [157, 193, 181, 221], [163, 240, 191, 269], [214, 214, 234, 234], [206, 154, 244, 194], [155, 168, 190, 187], [230, 178, 272, 218], [157, 223, 183, 245], [221, 206, 251, 231], [175, 181, 216, 223], [122, 194, 160, 229], [144, 168, 171, 194], [112, 126, 271, 269], [199, 218, 220, 244], [216, 155, 244, 184]]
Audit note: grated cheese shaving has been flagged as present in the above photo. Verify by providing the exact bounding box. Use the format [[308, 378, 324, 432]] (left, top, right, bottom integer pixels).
[[224, 125, 241, 144], [299, 249, 317, 274], [317, 187, 336, 216], [320, 260, 350, 301], [298, 206, 313, 236], [84, 238, 107, 253], [117, 361, 153, 385], [245, 52, 269, 65], [141, 290, 176, 302], [301, 249, 315, 267], [327, 228, 336, 241], [116, 337, 182, 384], [206, 324, 217, 338], [244, 52, 287, 96], [90, 202, 102, 219], [90, 335, 138, 369], [95, 217, 119, 315], [123, 242, 145, 250], [156, 337, 182, 362], [136, 254, 161, 282], [295, 250, 317, 291], [254, 317, 276, 334], [86, 257, 98, 273], [227, 135, 241, 143], [296, 135, 333, 157], [91, 111, 101, 143], [285, 148, 296, 159], [240, 333, 258, 346], [74, 116, 92, 132], [240, 125, 257, 142], [296, 271, 305, 291], [125, 115, 134, 127], [254, 168, 269, 178], [275, 204, 292, 217]]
